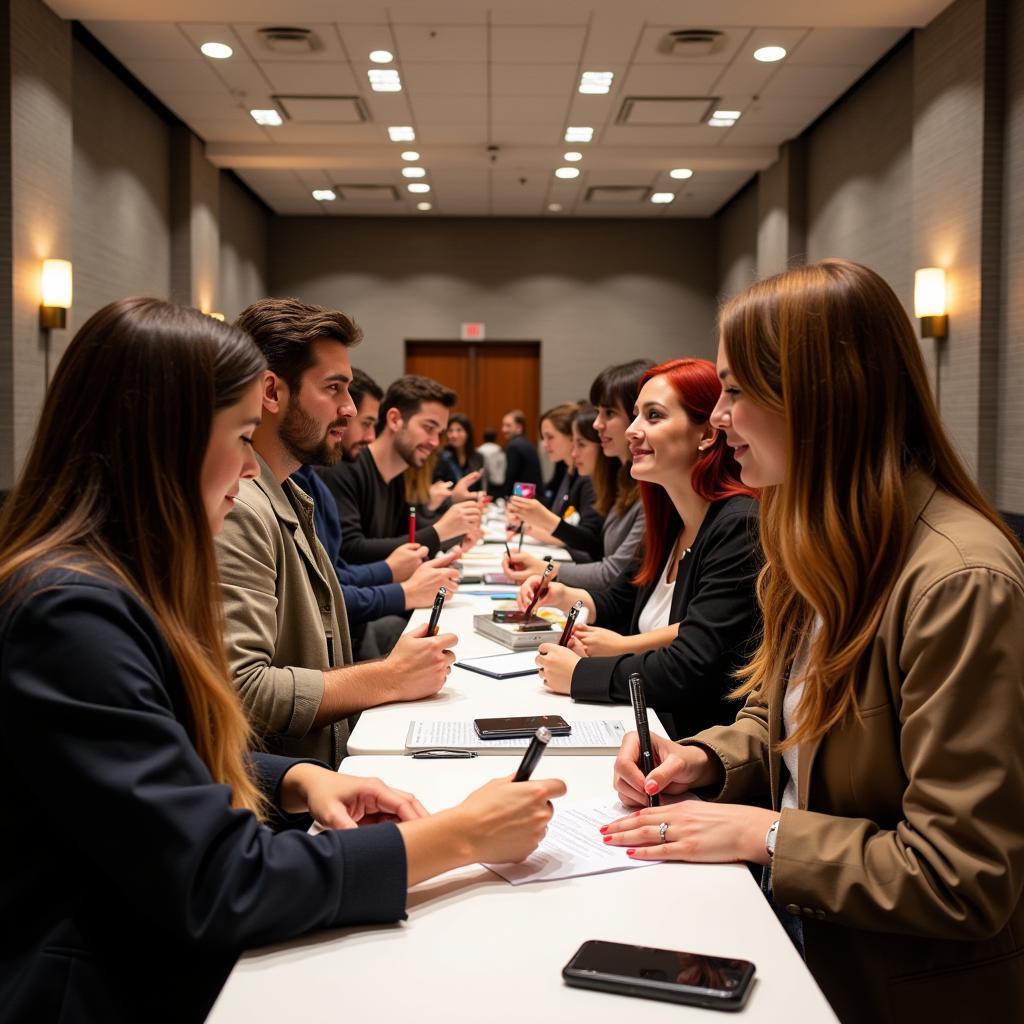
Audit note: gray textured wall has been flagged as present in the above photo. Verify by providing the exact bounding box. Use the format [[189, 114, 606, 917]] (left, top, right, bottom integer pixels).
[[716, 180, 758, 304], [219, 174, 268, 321], [72, 40, 171, 328], [268, 217, 720, 409]]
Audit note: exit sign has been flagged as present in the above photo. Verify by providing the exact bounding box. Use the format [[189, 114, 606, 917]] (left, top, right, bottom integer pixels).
[[461, 322, 486, 340]]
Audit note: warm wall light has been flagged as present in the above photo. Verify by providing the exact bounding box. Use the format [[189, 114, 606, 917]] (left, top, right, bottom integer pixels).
[[208, 312, 226, 321], [40, 259, 72, 329], [914, 267, 948, 338]]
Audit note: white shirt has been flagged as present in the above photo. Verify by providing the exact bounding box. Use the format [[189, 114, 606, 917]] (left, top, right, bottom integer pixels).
[[636, 553, 678, 634], [781, 618, 820, 812]]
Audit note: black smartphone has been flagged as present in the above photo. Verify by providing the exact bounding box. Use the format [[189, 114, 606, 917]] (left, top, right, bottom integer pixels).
[[563, 940, 755, 1012], [473, 715, 571, 739], [459, 575, 483, 584], [492, 609, 547, 626]]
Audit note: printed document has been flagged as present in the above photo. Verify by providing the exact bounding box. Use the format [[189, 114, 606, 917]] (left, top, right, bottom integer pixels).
[[405, 719, 625, 753]]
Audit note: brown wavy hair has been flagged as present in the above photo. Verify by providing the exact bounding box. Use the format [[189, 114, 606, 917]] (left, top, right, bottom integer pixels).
[[0, 297, 268, 814], [724, 259, 1024, 747]]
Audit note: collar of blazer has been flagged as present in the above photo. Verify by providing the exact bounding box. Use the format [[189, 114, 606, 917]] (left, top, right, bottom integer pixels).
[[250, 453, 329, 588]]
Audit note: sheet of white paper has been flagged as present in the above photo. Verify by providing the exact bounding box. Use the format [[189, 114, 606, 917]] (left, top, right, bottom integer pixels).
[[484, 796, 658, 884], [405, 719, 625, 751]]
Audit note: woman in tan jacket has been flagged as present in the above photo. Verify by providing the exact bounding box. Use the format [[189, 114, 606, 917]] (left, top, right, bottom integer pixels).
[[604, 259, 1024, 1023]]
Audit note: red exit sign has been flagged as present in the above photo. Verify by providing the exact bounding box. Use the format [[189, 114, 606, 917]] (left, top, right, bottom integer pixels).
[[460, 322, 486, 340]]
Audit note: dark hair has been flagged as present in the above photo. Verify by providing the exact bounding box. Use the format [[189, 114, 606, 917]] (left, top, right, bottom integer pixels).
[[381, 374, 457, 422], [633, 358, 756, 587], [445, 413, 476, 453], [235, 297, 362, 393], [349, 367, 383, 410], [0, 298, 267, 814], [540, 402, 579, 437], [573, 404, 618, 512], [504, 409, 527, 429], [482, 428, 498, 443]]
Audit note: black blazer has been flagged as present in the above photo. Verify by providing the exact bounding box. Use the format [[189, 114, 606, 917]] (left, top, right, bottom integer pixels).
[[0, 569, 407, 1023], [552, 473, 604, 562], [571, 495, 761, 739]]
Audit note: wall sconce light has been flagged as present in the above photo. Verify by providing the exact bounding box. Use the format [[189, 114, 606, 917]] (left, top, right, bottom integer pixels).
[[914, 267, 948, 339], [208, 312, 225, 321], [40, 259, 73, 330]]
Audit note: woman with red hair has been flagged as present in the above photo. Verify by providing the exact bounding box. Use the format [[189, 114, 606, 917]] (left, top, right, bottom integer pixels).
[[525, 358, 761, 738]]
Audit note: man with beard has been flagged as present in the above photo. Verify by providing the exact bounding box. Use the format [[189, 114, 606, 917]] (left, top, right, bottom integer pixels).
[[321, 375, 483, 566], [215, 300, 458, 766]]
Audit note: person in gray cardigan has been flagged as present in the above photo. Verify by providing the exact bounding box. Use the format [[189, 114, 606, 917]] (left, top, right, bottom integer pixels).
[[503, 359, 652, 590]]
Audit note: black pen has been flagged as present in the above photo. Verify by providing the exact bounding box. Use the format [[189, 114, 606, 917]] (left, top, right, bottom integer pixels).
[[522, 559, 555, 619], [426, 585, 446, 635], [513, 726, 552, 781], [516, 521, 525, 551], [504, 541, 514, 564], [558, 600, 583, 647], [628, 672, 660, 808]]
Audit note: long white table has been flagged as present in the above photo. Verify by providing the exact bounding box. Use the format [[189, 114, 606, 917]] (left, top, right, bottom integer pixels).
[[209, 756, 838, 1022]]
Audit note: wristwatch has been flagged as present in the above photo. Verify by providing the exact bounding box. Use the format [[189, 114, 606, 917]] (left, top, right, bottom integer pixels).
[[765, 819, 781, 859]]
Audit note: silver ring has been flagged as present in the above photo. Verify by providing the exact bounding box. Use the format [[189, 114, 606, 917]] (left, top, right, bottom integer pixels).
[[658, 822, 669, 843]]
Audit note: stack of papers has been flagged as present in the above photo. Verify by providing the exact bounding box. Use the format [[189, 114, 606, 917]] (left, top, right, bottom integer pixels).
[[405, 719, 626, 754]]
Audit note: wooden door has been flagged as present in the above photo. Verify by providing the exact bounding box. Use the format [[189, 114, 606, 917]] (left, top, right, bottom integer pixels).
[[405, 340, 540, 447]]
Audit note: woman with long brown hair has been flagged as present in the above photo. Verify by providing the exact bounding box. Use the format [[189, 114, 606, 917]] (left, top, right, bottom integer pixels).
[[0, 298, 562, 1023], [605, 260, 1024, 1022]]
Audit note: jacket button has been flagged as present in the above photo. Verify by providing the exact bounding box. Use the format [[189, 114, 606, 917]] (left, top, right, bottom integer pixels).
[[785, 904, 801, 915], [815, 910, 826, 919], [802, 907, 815, 917]]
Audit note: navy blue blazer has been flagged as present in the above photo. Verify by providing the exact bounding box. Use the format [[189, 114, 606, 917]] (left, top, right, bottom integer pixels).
[[0, 569, 407, 1023], [571, 495, 762, 739]]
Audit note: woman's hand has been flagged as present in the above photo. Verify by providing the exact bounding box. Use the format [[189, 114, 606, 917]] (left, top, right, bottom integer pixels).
[[428, 480, 453, 510], [507, 496, 559, 534], [600, 800, 779, 866], [515, 575, 569, 611], [535, 642, 579, 694], [613, 731, 722, 807], [571, 623, 630, 657], [503, 552, 554, 584], [451, 470, 482, 502], [280, 763, 428, 829], [450, 775, 567, 864]]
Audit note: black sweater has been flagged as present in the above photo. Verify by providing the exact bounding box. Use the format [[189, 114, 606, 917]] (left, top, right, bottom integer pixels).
[[571, 495, 761, 739], [551, 473, 604, 563]]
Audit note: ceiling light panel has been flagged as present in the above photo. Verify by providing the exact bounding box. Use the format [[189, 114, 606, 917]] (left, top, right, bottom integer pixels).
[[250, 108, 283, 126], [369, 49, 393, 63], [368, 68, 402, 92], [401, 151, 420, 161], [578, 70, 614, 94], [564, 126, 594, 142], [402, 167, 427, 178], [388, 126, 416, 141], [407, 183, 431, 193], [200, 42, 232, 59], [754, 45, 787, 63], [669, 168, 694, 179], [416, 202, 432, 211], [555, 167, 580, 179], [312, 189, 336, 201], [650, 192, 675, 204]]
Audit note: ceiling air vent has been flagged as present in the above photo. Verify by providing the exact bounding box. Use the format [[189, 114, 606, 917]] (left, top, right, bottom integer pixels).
[[257, 26, 323, 55], [275, 95, 369, 123], [334, 185, 400, 202], [617, 97, 717, 126], [585, 186, 650, 204], [657, 29, 727, 58]]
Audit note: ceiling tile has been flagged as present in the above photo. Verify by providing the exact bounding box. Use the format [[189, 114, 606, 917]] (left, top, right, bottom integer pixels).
[[393, 25, 488, 63], [412, 95, 487, 124], [490, 123, 564, 144], [759, 63, 868, 98], [361, 92, 415, 123], [386, 3, 489, 26], [336, 24, 398, 62], [189, 119, 271, 143], [84, 21, 197, 61], [416, 124, 489, 145], [123, 58, 225, 95], [580, 11, 647, 65], [600, 123, 721, 145], [620, 64, 726, 95], [491, 26, 588, 64], [267, 121, 381, 144], [261, 61, 360, 94], [401, 62, 487, 95], [721, 122, 804, 146], [490, 63, 577, 97], [210, 60, 275, 101], [490, 97, 566, 125], [741, 93, 831, 125], [161, 92, 248, 120], [789, 27, 905, 66], [709, 60, 779, 95]]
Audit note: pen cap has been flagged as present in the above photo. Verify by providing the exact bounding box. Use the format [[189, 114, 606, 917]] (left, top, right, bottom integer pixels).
[[534, 726, 552, 745]]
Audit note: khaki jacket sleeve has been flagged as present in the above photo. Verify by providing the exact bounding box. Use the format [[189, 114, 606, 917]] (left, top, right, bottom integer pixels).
[[773, 567, 1024, 938], [215, 499, 324, 739], [681, 684, 773, 807]]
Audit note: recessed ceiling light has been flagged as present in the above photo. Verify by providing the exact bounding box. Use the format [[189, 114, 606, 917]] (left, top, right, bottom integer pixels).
[[564, 126, 594, 143], [401, 150, 420, 161], [200, 42, 233, 60], [312, 189, 336, 201], [564, 151, 583, 162], [389, 126, 416, 142], [713, 110, 741, 120], [368, 69, 402, 92], [548, 203, 563, 212], [578, 70, 614, 95], [407, 183, 431, 193], [708, 118, 736, 127], [250, 109, 283, 126], [402, 167, 427, 178], [369, 49, 394, 63], [669, 168, 694, 179], [417, 201, 432, 211], [754, 45, 787, 63], [555, 167, 580, 179], [651, 192, 675, 204]]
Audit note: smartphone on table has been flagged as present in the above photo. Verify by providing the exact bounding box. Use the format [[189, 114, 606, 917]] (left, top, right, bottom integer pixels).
[[473, 715, 571, 739], [562, 940, 755, 1011]]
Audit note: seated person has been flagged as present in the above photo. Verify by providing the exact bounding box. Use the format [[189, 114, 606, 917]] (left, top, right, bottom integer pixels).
[[435, 414, 485, 492], [0, 297, 564, 1023], [497, 408, 543, 497], [477, 427, 506, 496], [521, 359, 761, 738], [321, 375, 483, 564], [216, 300, 458, 766]]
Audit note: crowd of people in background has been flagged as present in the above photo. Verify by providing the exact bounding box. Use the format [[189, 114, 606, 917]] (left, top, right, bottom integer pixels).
[[2, 259, 1023, 1023]]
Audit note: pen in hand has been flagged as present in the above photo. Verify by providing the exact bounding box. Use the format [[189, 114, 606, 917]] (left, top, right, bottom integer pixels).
[[426, 585, 446, 635], [558, 600, 583, 647], [522, 559, 555, 619], [513, 727, 552, 781], [628, 672, 659, 808], [408, 505, 417, 544]]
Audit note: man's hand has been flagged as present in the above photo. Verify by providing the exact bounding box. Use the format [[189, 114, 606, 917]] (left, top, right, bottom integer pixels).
[[382, 623, 458, 701], [385, 542, 428, 583], [401, 549, 461, 609], [434, 500, 483, 544], [535, 642, 579, 694], [450, 470, 483, 502]]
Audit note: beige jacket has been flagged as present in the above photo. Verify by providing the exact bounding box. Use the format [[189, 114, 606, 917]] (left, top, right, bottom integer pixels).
[[215, 455, 352, 767], [689, 474, 1024, 1023]]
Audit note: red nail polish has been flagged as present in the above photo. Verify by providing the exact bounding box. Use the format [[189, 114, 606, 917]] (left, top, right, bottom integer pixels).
[[626, 849, 636, 856], [602, 835, 612, 844], [598, 825, 608, 834]]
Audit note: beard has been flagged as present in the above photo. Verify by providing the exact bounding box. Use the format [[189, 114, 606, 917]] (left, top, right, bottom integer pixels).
[[280, 400, 346, 467], [393, 428, 427, 468]]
